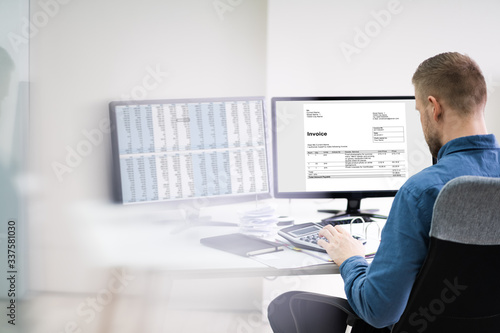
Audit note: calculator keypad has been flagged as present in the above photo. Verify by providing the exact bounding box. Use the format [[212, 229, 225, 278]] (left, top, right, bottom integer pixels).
[[300, 233, 327, 245], [300, 232, 363, 245]]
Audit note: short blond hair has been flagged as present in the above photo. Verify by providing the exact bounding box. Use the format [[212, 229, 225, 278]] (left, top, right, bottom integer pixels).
[[412, 52, 487, 116]]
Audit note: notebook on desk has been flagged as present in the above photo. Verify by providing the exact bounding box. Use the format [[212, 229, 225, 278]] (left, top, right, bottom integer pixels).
[[200, 233, 285, 257]]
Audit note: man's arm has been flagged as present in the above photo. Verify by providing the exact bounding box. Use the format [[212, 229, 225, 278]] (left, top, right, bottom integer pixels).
[[323, 186, 436, 328]]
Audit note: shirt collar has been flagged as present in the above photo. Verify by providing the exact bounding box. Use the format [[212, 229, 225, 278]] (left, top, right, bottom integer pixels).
[[437, 134, 499, 160]]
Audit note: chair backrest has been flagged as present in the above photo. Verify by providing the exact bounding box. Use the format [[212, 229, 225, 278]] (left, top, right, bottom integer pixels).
[[392, 176, 500, 333]]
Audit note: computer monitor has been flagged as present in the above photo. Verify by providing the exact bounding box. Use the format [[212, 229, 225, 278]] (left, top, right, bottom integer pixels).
[[272, 96, 434, 221], [109, 96, 271, 225]]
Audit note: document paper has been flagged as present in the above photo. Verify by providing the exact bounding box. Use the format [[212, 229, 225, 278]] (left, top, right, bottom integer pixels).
[[303, 102, 408, 191]]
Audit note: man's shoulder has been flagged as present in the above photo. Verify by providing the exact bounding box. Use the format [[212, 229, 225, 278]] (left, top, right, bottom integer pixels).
[[400, 165, 445, 200]]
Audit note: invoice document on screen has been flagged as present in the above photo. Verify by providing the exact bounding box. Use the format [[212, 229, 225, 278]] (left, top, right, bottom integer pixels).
[[303, 102, 408, 192]]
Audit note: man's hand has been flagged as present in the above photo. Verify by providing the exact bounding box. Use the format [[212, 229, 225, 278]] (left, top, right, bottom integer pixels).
[[317, 225, 365, 266]]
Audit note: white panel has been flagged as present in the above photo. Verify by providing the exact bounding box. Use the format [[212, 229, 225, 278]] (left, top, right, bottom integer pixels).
[[267, 0, 500, 137]]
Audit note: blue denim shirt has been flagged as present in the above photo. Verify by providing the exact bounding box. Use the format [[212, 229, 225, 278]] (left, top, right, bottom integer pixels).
[[340, 134, 500, 328]]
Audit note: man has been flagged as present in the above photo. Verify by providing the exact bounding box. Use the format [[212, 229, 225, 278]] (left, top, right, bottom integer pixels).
[[268, 52, 500, 331]]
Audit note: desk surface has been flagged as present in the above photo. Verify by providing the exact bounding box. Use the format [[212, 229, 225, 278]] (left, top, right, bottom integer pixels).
[[83, 222, 340, 278], [71, 198, 390, 279]]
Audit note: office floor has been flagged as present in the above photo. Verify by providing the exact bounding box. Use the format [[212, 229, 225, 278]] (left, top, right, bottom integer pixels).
[[0, 292, 274, 333]]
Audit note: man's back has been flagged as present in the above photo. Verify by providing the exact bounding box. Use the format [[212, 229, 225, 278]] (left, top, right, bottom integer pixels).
[[342, 134, 500, 328]]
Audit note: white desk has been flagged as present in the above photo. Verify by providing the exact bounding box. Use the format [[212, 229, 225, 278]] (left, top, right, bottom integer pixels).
[[70, 198, 390, 278], [68, 198, 390, 333], [75, 216, 338, 279]]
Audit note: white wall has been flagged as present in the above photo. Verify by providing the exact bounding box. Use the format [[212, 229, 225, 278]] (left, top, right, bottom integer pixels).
[[29, 0, 268, 292], [267, 0, 500, 136], [31, 0, 267, 202]]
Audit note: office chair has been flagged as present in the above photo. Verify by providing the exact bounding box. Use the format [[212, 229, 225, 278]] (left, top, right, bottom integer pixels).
[[268, 176, 500, 333]]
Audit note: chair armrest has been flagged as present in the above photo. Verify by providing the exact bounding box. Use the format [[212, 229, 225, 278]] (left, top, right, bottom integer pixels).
[[290, 292, 362, 329], [289, 292, 388, 333]]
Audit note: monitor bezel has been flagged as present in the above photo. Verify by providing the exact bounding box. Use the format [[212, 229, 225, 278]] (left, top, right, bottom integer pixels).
[[271, 95, 419, 203], [108, 96, 272, 207]]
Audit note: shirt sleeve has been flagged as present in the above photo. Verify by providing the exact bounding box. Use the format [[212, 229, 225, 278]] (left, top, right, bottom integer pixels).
[[340, 185, 438, 328]]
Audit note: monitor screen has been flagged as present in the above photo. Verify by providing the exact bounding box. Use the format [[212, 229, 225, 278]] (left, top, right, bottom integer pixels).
[[109, 97, 270, 208], [272, 96, 433, 220]]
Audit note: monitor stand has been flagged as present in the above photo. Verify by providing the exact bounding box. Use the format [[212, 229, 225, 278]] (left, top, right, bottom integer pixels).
[[318, 198, 387, 223]]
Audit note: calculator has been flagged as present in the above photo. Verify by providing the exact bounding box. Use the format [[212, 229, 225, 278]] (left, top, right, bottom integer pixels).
[[278, 222, 366, 252]]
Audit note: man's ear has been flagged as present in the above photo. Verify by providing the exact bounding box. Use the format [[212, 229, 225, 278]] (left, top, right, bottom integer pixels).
[[428, 96, 442, 122]]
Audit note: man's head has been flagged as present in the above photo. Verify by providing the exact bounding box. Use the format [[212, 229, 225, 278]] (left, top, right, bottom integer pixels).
[[412, 52, 487, 115], [412, 52, 487, 157]]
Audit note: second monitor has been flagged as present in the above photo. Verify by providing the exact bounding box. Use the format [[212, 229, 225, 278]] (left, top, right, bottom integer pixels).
[[109, 96, 271, 225], [272, 96, 434, 221]]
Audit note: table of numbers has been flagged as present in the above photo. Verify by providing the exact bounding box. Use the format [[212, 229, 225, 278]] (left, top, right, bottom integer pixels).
[[115, 100, 269, 204]]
